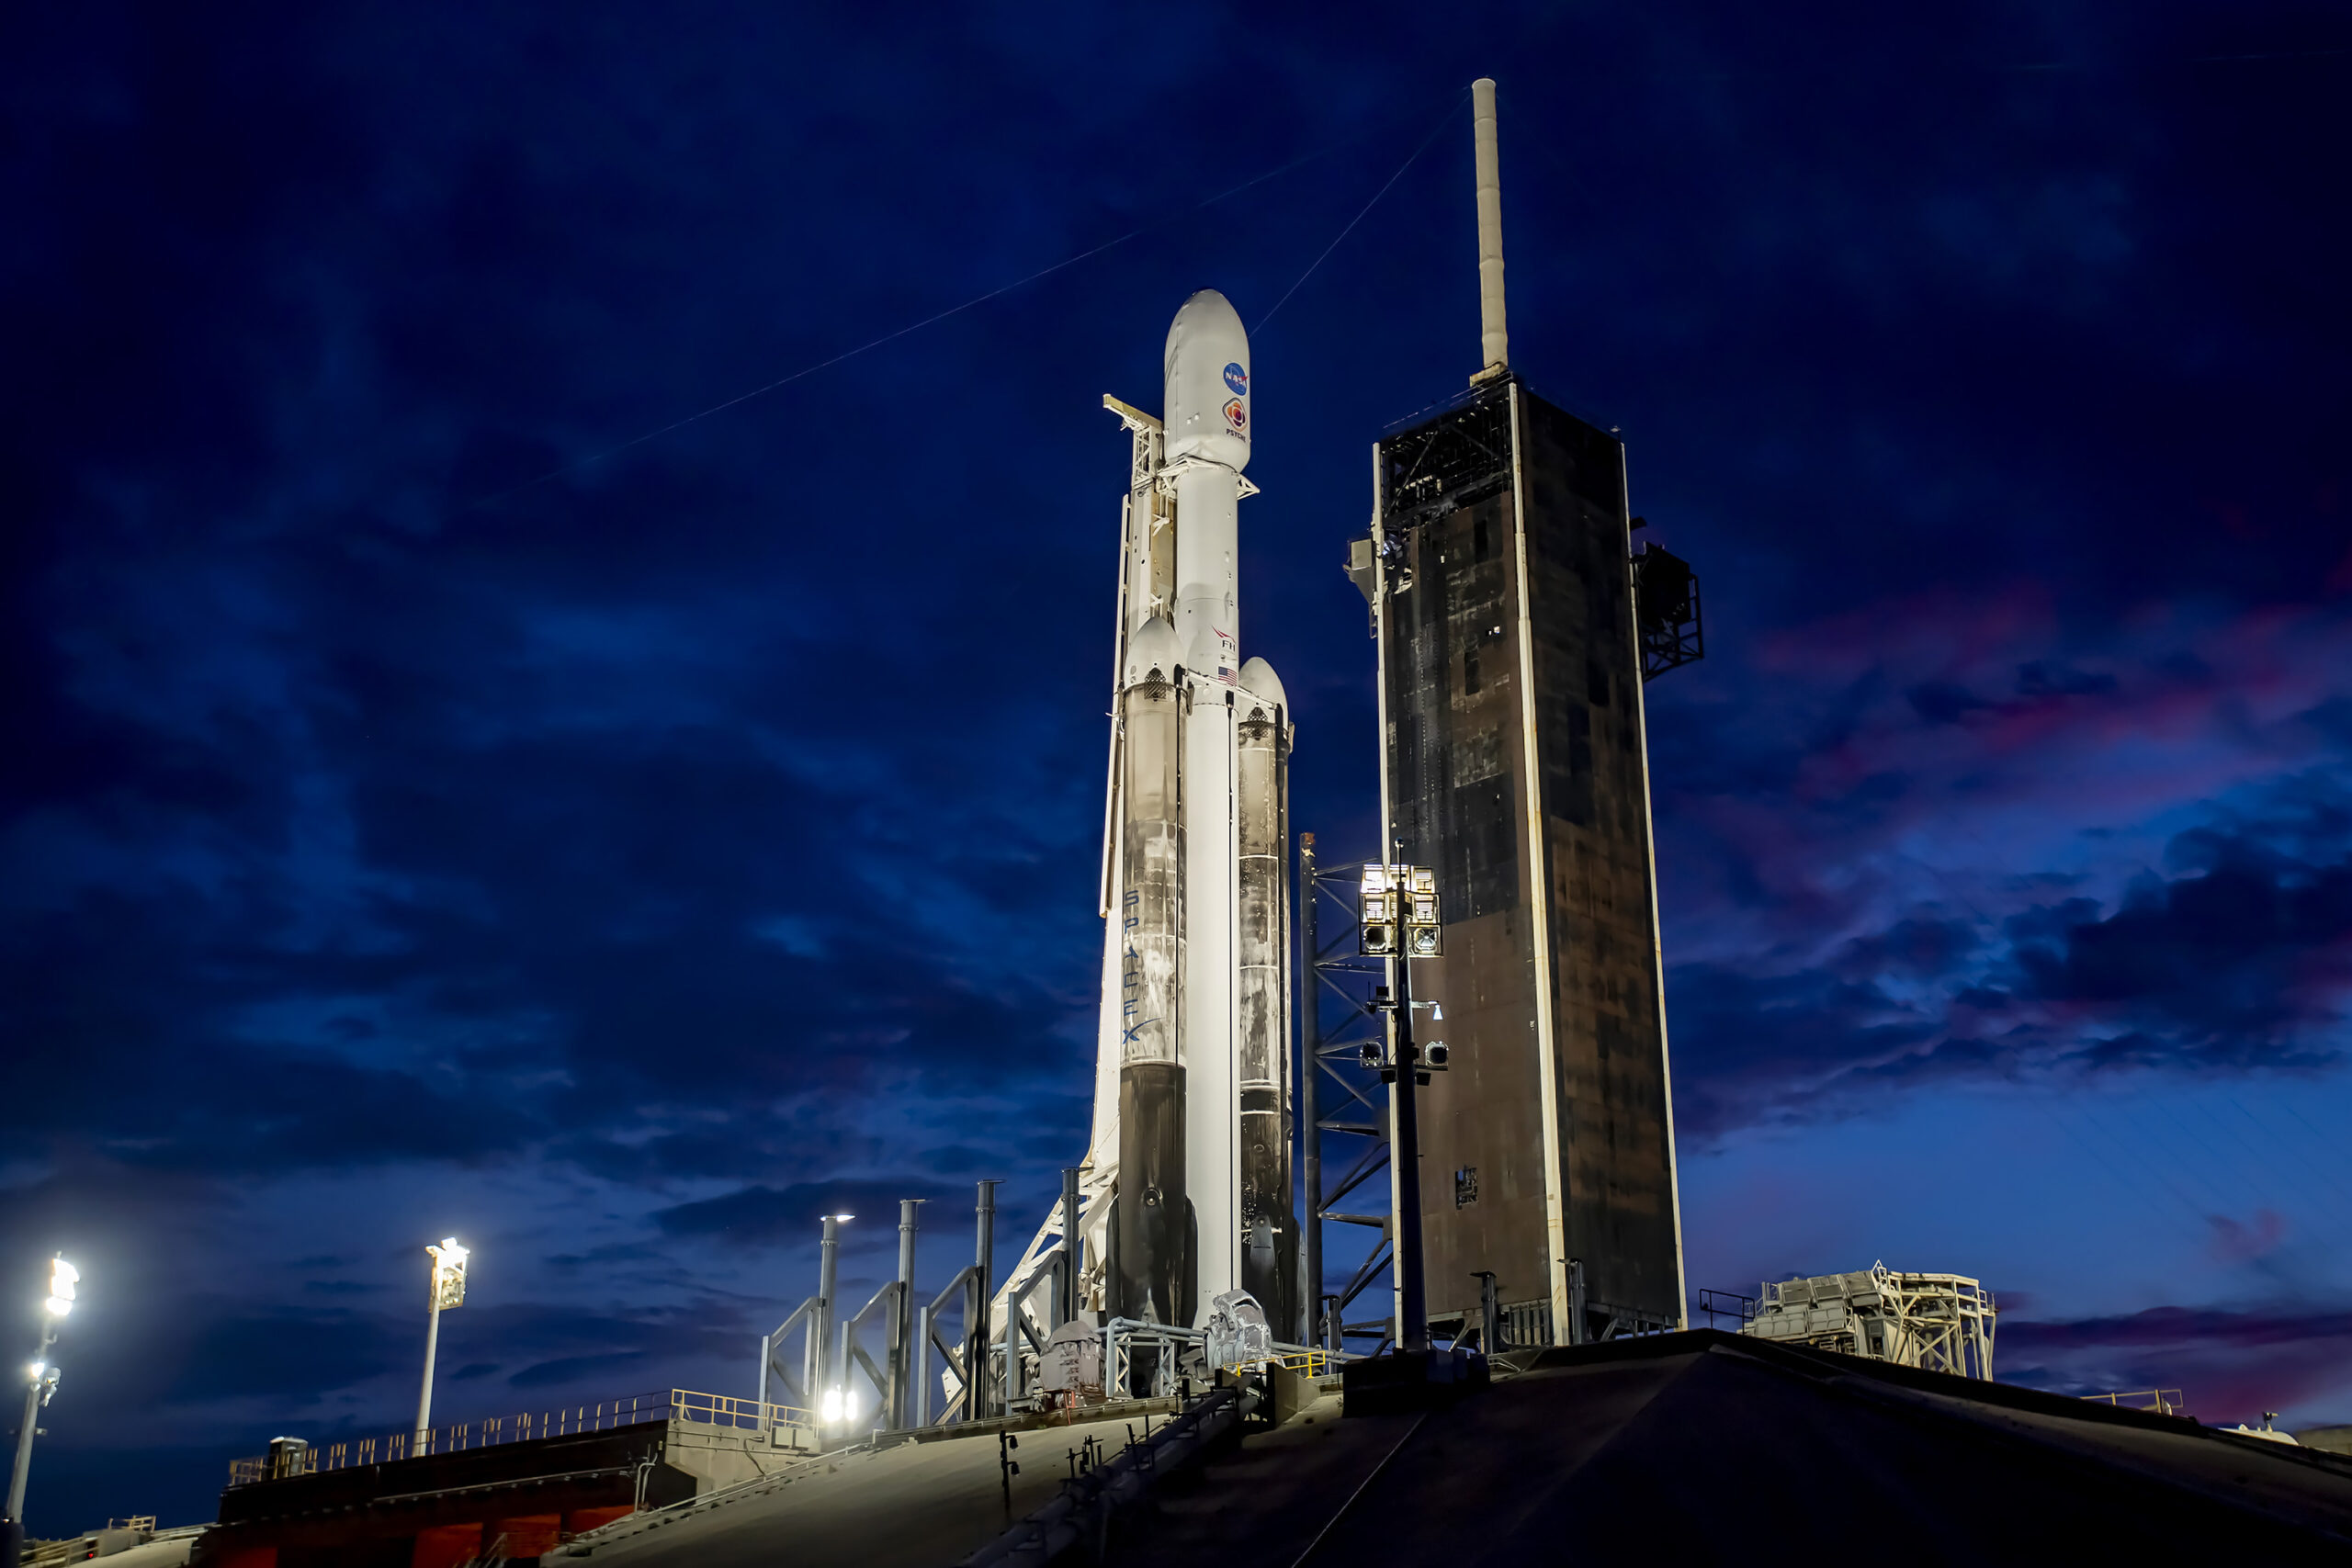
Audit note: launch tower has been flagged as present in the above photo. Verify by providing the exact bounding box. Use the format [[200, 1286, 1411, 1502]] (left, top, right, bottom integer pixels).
[[1352, 80, 1692, 1347]]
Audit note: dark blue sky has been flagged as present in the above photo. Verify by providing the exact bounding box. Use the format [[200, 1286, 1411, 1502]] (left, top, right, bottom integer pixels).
[[6, 0, 2349, 1533]]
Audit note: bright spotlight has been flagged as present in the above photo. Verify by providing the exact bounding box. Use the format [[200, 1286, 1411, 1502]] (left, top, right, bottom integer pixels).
[[45, 1257, 78, 1317], [425, 1239, 469, 1309], [820, 1386, 845, 1423]]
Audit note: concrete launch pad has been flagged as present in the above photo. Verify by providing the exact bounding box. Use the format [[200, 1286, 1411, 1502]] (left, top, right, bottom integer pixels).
[[560, 1335, 2352, 1562], [194, 1337, 2352, 1563], [1065, 1332, 2352, 1562], [569, 1412, 1168, 1568]]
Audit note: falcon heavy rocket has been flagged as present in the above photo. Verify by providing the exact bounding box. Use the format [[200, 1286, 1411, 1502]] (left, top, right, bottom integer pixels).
[[1003, 289, 1298, 1337]]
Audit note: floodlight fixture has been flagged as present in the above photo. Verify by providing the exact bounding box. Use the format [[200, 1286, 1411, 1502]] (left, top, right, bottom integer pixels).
[[1362, 863, 1442, 956], [1358, 865, 1400, 955], [821, 1386, 846, 1424], [44, 1258, 77, 1318], [1360, 909, 1396, 956], [424, 1239, 469, 1311]]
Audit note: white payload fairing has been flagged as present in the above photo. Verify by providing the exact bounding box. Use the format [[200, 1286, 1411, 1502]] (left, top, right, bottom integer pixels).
[[998, 289, 1296, 1340]]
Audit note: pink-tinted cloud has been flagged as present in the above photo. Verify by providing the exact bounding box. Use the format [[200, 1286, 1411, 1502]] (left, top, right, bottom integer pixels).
[[2208, 1209, 2289, 1265], [2001, 1300, 2352, 1425]]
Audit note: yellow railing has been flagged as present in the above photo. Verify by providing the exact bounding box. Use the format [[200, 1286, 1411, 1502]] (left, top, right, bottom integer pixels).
[[668, 1388, 818, 1432], [1222, 1348, 1340, 1377], [227, 1389, 818, 1484]]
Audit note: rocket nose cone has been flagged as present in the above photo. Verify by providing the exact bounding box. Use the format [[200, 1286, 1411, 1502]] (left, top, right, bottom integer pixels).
[[1163, 289, 1244, 367], [1163, 289, 1251, 471], [1124, 616, 1183, 687], [1238, 656, 1288, 715]]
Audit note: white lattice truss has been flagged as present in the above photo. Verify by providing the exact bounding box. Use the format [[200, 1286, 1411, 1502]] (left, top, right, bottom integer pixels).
[[1742, 1264, 1996, 1381]]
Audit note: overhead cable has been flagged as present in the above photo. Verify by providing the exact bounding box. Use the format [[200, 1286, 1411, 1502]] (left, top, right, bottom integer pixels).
[[1256, 90, 1467, 334], [466, 93, 1464, 513]]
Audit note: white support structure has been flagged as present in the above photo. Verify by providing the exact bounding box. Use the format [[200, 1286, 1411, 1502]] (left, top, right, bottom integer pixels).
[[989, 1182, 1111, 1343], [1100, 1318, 1206, 1404], [1742, 1264, 1996, 1381]]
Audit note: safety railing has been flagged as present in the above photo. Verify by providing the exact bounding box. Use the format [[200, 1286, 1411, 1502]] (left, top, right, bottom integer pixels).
[[226, 1388, 817, 1485], [1695, 1288, 1758, 1330], [18, 1527, 201, 1568], [2085, 1388, 2185, 1416], [666, 1388, 818, 1434], [1221, 1347, 1340, 1377]]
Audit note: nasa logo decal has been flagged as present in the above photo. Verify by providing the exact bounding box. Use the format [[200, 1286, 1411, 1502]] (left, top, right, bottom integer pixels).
[[1223, 362, 1249, 397], [1223, 397, 1248, 432]]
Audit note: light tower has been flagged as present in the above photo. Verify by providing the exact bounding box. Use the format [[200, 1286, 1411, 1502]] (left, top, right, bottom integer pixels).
[[414, 1238, 469, 1453], [6, 1257, 78, 1535]]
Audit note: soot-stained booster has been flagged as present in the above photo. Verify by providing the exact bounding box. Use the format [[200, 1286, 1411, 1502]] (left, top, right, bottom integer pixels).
[[997, 290, 1298, 1345]]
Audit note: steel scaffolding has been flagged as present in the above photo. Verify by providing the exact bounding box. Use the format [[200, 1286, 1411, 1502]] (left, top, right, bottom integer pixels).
[[1296, 833, 1396, 1353]]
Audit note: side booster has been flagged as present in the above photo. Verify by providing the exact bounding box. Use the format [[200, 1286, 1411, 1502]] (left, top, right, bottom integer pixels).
[[1096, 290, 1298, 1333]]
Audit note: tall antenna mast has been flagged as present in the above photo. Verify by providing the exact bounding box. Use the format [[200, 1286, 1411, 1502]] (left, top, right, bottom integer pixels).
[[1472, 76, 1509, 383]]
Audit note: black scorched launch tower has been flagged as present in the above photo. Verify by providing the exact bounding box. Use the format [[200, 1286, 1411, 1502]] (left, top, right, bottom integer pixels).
[[1350, 79, 1700, 1348]]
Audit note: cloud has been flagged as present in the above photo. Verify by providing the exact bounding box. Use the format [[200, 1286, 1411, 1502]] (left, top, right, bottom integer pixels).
[[1664, 753, 2352, 1138], [156, 1308, 404, 1407], [1830, 915, 1983, 980], [651, 1181, 962, 1246], [2016, 660, 2118, 700], [2009, 821, 2352, 1052], [1906, 680, 1993, 725], [508, 1351, 648, 1391], [2004, 1303, 2352, 1354], [1999, 1299, 2352, 1424], [2207, 1211, 2289, 1265]]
